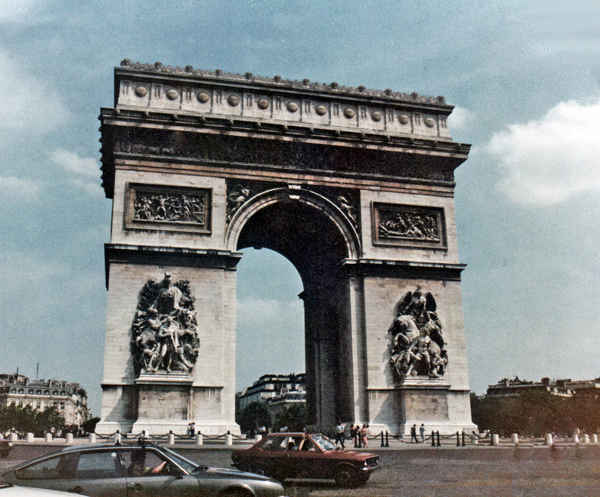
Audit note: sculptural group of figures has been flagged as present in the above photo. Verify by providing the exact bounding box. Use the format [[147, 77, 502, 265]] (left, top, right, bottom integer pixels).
[[131, 273, 200, 374], [134, 192, 206, 225], [388, 289, 448, 379], [379, 212, 440, 241]]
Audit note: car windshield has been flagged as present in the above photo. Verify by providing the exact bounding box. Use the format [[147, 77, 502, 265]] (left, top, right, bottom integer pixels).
[[158, 446, 206, 473], [310, 434, 338, 451]]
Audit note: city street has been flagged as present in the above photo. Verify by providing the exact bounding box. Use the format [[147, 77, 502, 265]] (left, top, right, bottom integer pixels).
[[2, 443, 600, 496]]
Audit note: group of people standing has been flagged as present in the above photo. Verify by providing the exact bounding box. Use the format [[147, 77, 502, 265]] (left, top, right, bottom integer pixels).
[[410, 423, 426, 443], [186, 422, 196, 438], [349, 424, 371, 448]]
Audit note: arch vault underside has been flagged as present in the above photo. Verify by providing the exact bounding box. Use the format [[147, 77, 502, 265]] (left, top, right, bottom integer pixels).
[[96, 60, 477, 435]]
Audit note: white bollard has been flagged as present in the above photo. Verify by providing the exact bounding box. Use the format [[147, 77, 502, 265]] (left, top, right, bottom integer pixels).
[[254, 434, 262, 443], [593, 434, 598, 443], [472, 436, 478, 445], [65, 433, 74, 444], [545, 434, 553, 446], [196, 433, 203, 446], [143, 430, 149, 439], [26, 433, 34, 443], [89, 433, 97, 444], [491, 434, 500, 446], [583, 434, 590, 444], [168, 433, 175, 446], [225, 432, 233, 446], [511, 433, 519, 444], [9, 433, 18, 442], [573, 434, 579, 444], [45, 433, 53, 443]]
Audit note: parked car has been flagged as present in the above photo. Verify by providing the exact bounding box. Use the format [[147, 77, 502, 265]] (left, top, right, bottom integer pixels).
[[231, 433, 380, 487], [0, 478, 79, 496], [0, 440, 13, 458], [1, 441, 287, 497]]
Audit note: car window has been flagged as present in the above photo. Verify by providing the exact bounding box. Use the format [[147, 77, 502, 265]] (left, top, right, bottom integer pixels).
[[74, 451, 122, 479], [311, 435, 337, 451], [300, 438, 317, 451], [122, 449, 169, 477], [15, 453, 79, 480], [261, 437, 288, 451]]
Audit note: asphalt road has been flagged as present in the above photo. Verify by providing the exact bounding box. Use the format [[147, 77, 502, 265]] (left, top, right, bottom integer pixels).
[[3, 443, 600, 496]]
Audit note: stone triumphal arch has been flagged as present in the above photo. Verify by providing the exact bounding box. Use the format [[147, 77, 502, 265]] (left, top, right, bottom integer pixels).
[[96, 60, 476, 435]]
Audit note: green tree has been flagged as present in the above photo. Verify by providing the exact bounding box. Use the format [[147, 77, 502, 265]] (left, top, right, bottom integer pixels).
[[236, 402, 271, 435], [273, 404, 307, 432], [0, 403, 65, 436], [82, 417, 101, 434]]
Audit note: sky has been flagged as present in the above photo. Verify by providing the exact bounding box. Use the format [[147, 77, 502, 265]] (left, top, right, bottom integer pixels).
[[1, 0, 599, 417]]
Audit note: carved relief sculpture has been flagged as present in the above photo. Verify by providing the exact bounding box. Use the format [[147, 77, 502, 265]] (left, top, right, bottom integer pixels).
[[373, 203, 446, 249], [379, 211, 439, 242], [134, 191, 206, 226], [335, 194, 358, 229], [226, 184, 251, 223], [131, 273, 200, 375], [388, 288, 448, 380]]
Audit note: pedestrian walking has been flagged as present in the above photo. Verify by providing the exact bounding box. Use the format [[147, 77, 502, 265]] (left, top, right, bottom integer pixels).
[[410, 424, 419, 443], [361, 424, 370, 448], [335, 422, 345, 449], [419, 424, 425, 443]]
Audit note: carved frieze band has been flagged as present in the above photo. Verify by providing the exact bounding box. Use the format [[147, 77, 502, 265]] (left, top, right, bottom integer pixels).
[[112, 129, 455, 183], [373, 203, 446, 249], [126, 183, 211, 234]]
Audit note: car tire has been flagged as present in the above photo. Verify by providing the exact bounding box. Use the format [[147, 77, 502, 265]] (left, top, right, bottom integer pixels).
[[357, 474, 370, 486], [335, 464, 359, 487]]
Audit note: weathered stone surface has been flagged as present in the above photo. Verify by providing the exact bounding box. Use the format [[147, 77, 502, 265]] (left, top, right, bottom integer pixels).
[[96, 62, 476, 436]]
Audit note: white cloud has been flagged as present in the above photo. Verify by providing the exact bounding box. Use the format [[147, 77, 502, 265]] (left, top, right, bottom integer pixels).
[[448, 105, 475, 131], [487, 99, 600, 205], [0, 175, 41, 200], [0, 0, 41, 21], [50, 148, 103, 197], [0, 50, 70, 136], [237, 298, 303, 330], [51, 149, 99, 178]]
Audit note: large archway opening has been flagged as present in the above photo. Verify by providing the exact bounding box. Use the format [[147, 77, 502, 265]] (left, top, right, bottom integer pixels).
[[235, 199, 356, 427], [235, 247, 305, 387]]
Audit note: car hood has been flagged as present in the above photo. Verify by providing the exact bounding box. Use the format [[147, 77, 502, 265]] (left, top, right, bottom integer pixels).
[[199, 467, 273, 482], [322, 449, 378, 460]]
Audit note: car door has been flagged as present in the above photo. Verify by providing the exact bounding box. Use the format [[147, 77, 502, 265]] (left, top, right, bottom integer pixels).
[[63, 450, 128, 497], [122, 449, 199, 497], [293, 436, 324, 478], [9, 452, 76, 493]]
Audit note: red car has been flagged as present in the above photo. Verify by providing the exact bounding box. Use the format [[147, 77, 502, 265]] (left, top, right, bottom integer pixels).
[[231, 433, 380, 487]]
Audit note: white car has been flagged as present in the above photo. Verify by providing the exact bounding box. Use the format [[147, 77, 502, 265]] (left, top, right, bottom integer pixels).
[[0, 479, 76, 496]]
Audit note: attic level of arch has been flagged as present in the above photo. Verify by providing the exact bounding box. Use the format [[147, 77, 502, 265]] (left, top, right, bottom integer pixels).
[[98, 117, 469, 199]]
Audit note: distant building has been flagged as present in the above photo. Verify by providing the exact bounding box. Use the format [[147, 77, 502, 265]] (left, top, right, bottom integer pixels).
[[0, 374, 92, 427], [486, 376, 600, 398], [237, 373, 306, 412]]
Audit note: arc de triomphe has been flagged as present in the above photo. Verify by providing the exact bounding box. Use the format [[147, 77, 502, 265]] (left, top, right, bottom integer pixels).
[[96, 59, 476, 436]]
